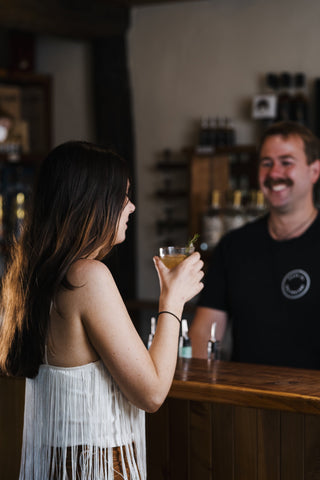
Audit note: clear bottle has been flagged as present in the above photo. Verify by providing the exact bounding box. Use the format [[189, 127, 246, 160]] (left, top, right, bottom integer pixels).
[[147, 316, 156, 349], [224, 190, 246, 233], [201, 189, 224, 251], [246, 190, 267, 222], [179, 319, 192, 358], [207, 322, 221, 361]]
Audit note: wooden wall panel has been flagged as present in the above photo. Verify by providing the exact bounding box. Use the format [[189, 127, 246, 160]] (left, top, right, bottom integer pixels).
[[234, 406, 257, 480], [168, 398, 190, 480], [257, 409, 280, 480], [190, 401, 213, 480], [304, 415, 320, 480], [212, 403, 234, 480], [146, 401, 170, 480], [0, 377, 25, 480], [280, 412, 304, 480]]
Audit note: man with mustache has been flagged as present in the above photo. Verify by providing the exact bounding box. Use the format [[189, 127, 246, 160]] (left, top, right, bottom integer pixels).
[[189, 121, 320, 368]]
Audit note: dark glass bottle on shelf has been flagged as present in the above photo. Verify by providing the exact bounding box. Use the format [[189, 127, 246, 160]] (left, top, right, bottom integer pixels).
[[215, 117, 225, 148], [198, 117, 210, 147], [225, 118, 236, 147], [208, 117, 217, 148], [292, 73, 309, 126], [197, 117, 215, 153], [277, 72, 294, 121], [266, 72, 279, 93]]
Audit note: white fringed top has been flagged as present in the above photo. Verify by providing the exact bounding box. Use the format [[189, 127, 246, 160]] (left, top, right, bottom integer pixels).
[[19, 360, 146, 479]]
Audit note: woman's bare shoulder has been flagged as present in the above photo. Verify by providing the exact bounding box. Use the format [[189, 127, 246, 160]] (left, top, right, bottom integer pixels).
[[67, 259, 115, 288], [55, 259, 121, 322]]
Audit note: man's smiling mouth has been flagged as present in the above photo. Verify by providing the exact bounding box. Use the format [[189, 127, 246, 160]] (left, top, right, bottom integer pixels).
[[271, 184, 288, 192], [264, 178, 293, 191]]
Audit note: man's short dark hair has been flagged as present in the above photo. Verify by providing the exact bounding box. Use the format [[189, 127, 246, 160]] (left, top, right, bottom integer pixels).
[[258, 121, 320, 165]]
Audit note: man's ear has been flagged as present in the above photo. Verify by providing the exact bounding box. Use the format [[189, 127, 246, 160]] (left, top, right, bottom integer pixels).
[[310, 159, 320, 184]]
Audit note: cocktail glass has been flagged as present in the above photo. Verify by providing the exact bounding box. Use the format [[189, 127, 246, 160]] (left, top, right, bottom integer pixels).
[[159, 245, 195, 269]]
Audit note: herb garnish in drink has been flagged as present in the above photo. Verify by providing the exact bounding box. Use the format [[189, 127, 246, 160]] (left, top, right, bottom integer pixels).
[[159, 234, 199, 269]]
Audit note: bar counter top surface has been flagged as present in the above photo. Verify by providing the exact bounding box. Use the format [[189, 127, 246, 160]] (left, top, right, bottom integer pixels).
[[170, 358, 320, 415]]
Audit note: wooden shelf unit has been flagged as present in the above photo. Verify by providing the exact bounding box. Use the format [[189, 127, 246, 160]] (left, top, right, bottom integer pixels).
[[0, 68, 52, 155], [188, 145, 258, 238], [0, 70, 52, 262]]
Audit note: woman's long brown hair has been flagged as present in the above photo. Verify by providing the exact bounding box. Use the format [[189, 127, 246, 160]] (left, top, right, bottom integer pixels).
[[0, 141, 129, 378]]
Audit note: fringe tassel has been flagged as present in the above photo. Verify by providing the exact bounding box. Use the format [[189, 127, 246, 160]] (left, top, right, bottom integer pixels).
[[19, 361, 146, 479]]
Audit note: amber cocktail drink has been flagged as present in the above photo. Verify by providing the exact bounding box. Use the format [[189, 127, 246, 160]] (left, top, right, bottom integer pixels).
[[159, 246, 195, 269]]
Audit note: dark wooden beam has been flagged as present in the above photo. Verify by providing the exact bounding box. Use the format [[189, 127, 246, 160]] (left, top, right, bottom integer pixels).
[[92, 36, 136, 300], [0, 0, 130, 38], [128, 0, 205, 4]]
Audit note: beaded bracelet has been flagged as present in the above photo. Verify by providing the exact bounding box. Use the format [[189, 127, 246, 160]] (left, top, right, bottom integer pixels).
[[157, 311, 181, 324]]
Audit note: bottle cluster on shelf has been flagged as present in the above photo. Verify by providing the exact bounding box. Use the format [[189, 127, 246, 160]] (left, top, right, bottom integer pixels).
[[252, 71, 309, 127], [197, 117, 236, 154], [200, 189, 267, 252]]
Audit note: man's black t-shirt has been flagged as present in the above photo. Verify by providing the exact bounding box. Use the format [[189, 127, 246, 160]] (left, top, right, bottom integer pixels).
[[198, 213, 320, 369]]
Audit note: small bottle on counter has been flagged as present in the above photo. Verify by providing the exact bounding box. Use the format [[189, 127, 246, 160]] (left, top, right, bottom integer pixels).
[[147, 316, 157, 349], [207, 322, 221, 361], [179, 319, 192, 358]]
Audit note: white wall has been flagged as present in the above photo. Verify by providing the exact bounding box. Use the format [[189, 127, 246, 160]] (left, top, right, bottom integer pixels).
[[128, 0, 320, 300], [35, 35, 94, 147]]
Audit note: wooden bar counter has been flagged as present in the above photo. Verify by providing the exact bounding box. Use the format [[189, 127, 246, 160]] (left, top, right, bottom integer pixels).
[[2, 359, 320, 479], [146, 358, 320, 480]]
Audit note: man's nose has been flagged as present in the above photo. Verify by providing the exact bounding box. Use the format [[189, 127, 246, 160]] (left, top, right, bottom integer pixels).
[[268, 162, 284, 177]]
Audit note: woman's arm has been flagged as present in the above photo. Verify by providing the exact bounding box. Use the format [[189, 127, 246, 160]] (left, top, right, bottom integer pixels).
[[68, 255, 203, 413]]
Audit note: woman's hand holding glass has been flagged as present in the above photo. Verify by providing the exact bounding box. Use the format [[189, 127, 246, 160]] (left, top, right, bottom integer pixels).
[[153, 250, 204, 307]]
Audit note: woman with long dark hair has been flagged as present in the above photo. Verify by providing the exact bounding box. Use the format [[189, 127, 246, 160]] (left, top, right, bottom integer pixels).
[[0, 141, 203, 479]]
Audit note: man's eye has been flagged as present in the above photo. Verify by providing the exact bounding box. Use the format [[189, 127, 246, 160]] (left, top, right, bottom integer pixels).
[[260, 161, 272, 167]]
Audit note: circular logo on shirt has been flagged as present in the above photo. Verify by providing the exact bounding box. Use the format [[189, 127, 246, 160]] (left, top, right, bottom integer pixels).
[[281, 269, 310, 299]]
